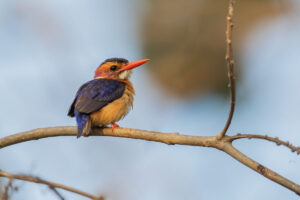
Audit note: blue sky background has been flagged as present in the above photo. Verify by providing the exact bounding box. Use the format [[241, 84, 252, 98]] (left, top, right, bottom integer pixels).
[[0, 0, 299, 199]]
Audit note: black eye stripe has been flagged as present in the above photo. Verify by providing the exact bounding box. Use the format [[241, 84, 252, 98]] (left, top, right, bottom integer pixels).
[[110, 65, 118, 71]]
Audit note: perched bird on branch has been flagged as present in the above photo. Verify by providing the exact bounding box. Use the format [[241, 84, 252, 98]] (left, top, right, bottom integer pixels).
[[68, 58, 149, 138]]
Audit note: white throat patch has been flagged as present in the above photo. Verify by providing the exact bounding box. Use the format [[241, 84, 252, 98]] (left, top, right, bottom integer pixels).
[[118, 70, 132, 79]]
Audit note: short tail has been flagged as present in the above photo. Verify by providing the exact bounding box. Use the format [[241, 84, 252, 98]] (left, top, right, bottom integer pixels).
[[74, 110, 92, 138]]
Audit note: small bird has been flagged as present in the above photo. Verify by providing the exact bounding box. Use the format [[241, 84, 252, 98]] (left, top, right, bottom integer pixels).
[[68, 57, 149, 138]]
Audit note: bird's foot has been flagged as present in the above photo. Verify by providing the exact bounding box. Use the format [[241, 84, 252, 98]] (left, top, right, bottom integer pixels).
[[111, 122, 119, 131]]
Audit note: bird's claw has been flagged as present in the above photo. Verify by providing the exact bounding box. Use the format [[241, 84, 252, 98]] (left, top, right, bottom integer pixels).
[[111, 122, 119, 132]]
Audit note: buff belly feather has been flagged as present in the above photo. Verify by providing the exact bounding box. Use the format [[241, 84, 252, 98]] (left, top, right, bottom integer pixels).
[[90, 85, 135, 126]]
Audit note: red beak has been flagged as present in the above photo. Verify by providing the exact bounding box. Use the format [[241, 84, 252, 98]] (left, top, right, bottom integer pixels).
[[117, 59, 150, 72]]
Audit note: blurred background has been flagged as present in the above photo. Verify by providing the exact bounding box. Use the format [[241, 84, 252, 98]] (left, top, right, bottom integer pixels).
[[0, 0, 299, 199]]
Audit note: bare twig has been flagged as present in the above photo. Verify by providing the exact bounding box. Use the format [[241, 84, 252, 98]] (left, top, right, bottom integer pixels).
[[0, 169, 103, 200], [218, 0, 236, 139], [2, 178, 13, 200], [0, 127, 215, 149], [0, 126, 299, 195], [230, 134, 300, 155], [49, 186, 65, 200], [222, 143, 300, 195]]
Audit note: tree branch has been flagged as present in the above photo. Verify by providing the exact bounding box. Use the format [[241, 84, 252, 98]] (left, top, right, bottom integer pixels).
[[0, 126, 218, 149], [0, 126, 299, 195], [49, 186, 65, 200], [1, 178, 13, 200], [0, 169, 104, 200], [230, 133, 300, 155], [218, 0, 236, 139], [221, 143, 300, 195]]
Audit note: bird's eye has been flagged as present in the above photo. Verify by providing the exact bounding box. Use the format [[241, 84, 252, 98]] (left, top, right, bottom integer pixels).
[[110, 65, 118, 71]]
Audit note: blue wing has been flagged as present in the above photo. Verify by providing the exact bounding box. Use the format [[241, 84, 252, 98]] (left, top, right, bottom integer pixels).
[[68, 79, 125, 137]]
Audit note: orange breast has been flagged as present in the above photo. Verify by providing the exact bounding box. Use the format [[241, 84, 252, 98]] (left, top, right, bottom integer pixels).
[[90, 81, 135, 126]]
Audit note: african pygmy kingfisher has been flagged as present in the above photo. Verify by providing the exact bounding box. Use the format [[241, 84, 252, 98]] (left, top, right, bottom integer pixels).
[[68, 58, 149, 138]]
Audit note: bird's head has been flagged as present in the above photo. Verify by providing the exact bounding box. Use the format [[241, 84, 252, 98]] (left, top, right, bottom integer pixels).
[[94, 58, 149, 80]]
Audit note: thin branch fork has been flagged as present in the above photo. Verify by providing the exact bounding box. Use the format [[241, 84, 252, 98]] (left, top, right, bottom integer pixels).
[[0, 169, 104, 200], [0, 126, 299, 196], [231, 134, 300, 154], [218, 0, 236, 139]]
